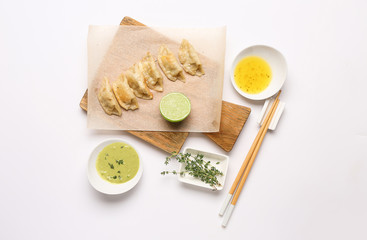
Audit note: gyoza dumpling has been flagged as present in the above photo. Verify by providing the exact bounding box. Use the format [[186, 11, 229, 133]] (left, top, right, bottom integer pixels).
[[158, 44, 185, 82], [112, 74, 139, 110], [125, 63, 153, 100], [98, 77, 122, 116], [178, 39, 204, 76], [139, 52, 163, 92]]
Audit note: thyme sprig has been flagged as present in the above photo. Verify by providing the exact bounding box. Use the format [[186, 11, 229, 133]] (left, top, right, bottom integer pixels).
[[161, 152, 223, 190]]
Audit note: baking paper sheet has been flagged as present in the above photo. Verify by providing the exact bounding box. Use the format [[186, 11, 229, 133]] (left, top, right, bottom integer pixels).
[[87, 25, 226, 132]]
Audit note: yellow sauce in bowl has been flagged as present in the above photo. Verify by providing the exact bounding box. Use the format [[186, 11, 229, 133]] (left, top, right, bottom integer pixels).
[[234, 56, 272, 94]]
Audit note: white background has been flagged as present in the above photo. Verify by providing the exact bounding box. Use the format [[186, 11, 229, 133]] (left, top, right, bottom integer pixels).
[[1, 0, 366, 239]]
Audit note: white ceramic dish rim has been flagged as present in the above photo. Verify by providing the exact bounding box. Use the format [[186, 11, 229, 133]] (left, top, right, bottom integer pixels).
[[177, 147, 229, 191], [230, 45, 287, 100], [87, 138, 143, 195]]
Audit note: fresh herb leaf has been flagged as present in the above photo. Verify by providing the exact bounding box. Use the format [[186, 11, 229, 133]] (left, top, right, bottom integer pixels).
[[116, 160, 124, 165], [161, 151, 223, 190], [108, 163, 114, 169]]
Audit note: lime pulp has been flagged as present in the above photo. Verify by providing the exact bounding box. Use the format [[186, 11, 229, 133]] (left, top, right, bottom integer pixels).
[[159, 93, 191, 122]]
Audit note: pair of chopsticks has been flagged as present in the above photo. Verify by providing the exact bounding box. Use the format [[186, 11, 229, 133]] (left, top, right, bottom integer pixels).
[[219, 91, 281, 227]]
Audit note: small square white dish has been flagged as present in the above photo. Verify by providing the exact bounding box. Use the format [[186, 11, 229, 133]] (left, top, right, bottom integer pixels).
[[177, 148, 229, 191]]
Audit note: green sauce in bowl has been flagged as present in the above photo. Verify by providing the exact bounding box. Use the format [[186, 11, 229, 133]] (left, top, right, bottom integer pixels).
[[96, 142, 139, 184]]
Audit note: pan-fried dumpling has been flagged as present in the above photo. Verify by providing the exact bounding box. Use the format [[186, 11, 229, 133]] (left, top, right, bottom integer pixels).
[[125, 63, 153, 100], [112, 74, 139, 110], [158, 44, 185, 82], [178, 39, 204, 76], [139, 52, 163, 92], [98, 77, 122, 116]]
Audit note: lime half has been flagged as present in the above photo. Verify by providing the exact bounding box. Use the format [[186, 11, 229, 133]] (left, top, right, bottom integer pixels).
[[159, 93, 191, 122]]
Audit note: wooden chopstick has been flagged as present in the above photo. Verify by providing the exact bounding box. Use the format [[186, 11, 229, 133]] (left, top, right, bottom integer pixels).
[[231, 98, 279, 204], [220, 91, 281, 226], [219, 91, 281, 216], [230, 91, 281, 195]]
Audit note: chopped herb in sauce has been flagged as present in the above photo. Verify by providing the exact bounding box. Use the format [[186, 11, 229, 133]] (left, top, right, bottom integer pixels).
[[116, 160, 124, 165], [96, 142, 139, 184]]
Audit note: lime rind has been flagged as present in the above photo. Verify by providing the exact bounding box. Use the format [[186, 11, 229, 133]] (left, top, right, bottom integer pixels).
[[160, 93, 191, 122]]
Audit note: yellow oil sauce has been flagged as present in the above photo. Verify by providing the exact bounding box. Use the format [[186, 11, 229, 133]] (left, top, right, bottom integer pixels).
[[234, 56, 272, 94]]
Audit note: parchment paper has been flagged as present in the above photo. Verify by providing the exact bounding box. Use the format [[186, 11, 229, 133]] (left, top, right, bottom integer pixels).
[[87, 25, 226, 132]]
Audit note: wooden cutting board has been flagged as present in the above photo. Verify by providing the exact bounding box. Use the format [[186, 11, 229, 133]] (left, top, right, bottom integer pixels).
[[80, 16, 251, 153]]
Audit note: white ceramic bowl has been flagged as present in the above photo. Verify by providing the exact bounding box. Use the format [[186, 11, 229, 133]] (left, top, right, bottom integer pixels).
[[231, 45, 287, 100], [87, 139, 143, 195], [177, 147, 229, 191]]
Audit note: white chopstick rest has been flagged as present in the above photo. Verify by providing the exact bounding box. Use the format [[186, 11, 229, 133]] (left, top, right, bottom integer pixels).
[[222, 204, 235, 227], [257, 97, 285, 130], [219, 193, 232, 216]]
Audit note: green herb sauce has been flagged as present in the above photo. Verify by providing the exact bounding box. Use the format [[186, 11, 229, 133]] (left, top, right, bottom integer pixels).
[[96, 142, 139, 184]]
